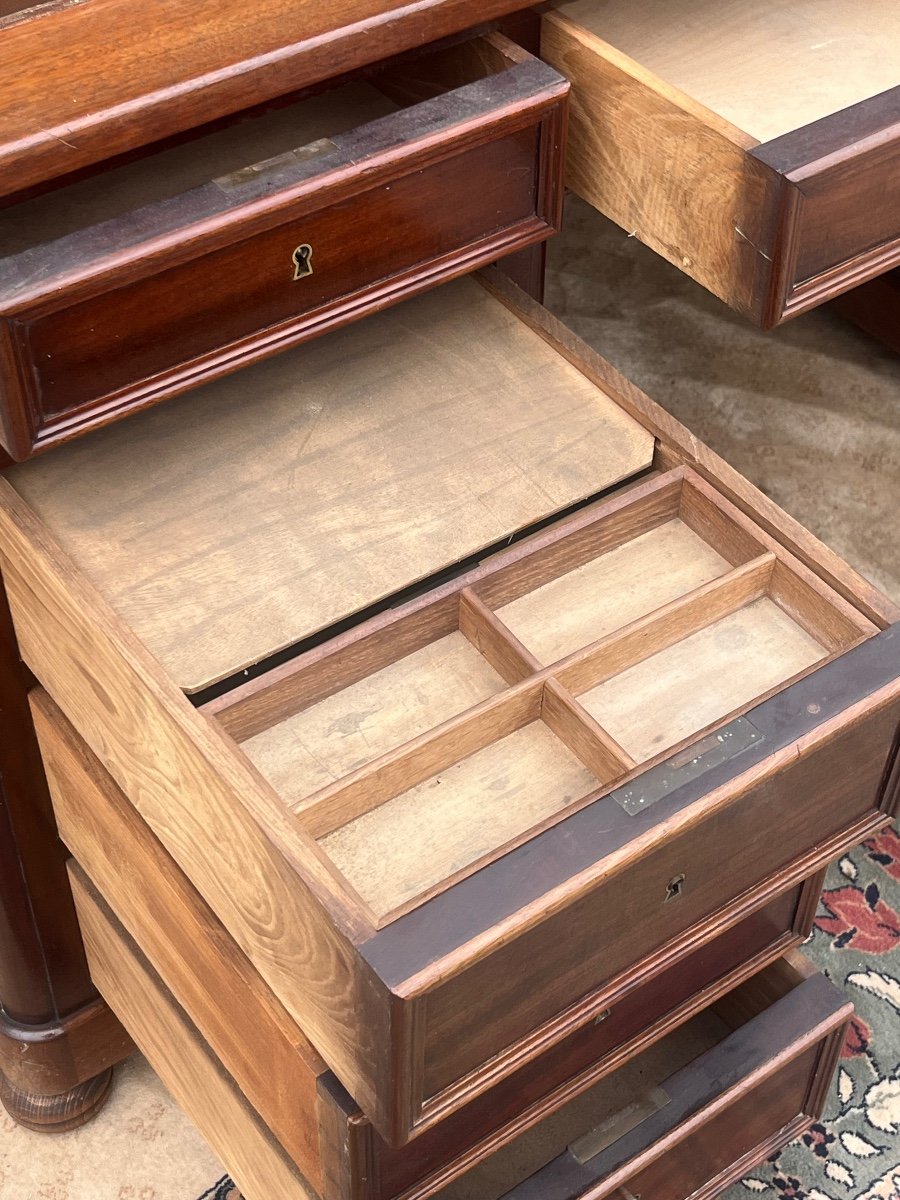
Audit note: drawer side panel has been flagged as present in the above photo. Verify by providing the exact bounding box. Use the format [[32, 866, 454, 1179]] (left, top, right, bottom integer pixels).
[[70, 864, 317, 1200], [30, 688, 331, 1192]]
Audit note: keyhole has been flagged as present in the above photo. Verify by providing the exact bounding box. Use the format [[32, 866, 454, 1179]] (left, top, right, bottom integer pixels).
[[291, 243, 314, 280], [665, 873, 685, 902]]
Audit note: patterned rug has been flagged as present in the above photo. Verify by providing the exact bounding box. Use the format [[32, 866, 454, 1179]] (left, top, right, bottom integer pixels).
[[200, 824, 900, 1200]]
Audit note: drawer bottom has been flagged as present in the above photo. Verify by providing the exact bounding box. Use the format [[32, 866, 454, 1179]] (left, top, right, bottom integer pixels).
[[69, 862, 849, 1200]]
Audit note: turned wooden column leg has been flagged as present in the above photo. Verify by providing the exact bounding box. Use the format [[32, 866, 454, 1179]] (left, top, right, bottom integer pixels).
[[0, 572, 132, 1131]]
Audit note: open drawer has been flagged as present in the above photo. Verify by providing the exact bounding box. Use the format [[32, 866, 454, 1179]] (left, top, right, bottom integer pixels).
[[492, 953, 851, 1200], [541, 1, 900, 327], [0, 32, 566, 460], [66, 863, 852, 1200], [34, 687, 828, 1200], [0, 273, 897, 1145], [0, 0, 544, 196]]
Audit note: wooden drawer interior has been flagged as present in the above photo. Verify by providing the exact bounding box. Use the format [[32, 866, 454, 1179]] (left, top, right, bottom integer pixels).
[[210, 467, 875, 923], [550, 1, 899, 144], [4, 277, 652, 695], [542, 1, 900, 325], [0, 35, 567, 459], [441, 955, 849, 1200]]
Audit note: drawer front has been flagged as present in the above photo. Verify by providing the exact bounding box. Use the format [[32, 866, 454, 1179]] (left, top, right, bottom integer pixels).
[[0, 39, 567, 460], [369, 628, 900, 1119], [753, 92, 900, 324], [32, 688, 823, 1200], [1, 0, 547, 198], [542, 8, 900, 328], [499, 969, 850, 1200]]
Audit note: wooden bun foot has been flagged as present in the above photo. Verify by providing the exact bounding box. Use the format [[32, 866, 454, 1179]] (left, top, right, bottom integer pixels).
[[0, 1066, 114, 1132]]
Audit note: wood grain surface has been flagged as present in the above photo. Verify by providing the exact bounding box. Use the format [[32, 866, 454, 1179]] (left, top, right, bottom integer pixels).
[[551, 0, 900, 142], [70, 867, 317, 1200], [6, 279, 653, 692], [0, 0, 539, 197]]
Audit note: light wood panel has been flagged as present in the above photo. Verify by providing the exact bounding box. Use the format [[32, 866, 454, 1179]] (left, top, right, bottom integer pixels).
[[320, 722, 598, 918], [242, 631, 505, 808], [0, 83, 398, 258], [497, 519, 730, 665], [0, 475, 390, 1128], [552, 0, 900, 142], [579, 599, 827, 763], [6, 279, 653, 693], [32, 689, 329, 1189], [70, 866, 316, 1200]]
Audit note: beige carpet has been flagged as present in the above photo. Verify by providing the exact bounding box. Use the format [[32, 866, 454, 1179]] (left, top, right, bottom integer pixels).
[[3, 199, 899, 1199]]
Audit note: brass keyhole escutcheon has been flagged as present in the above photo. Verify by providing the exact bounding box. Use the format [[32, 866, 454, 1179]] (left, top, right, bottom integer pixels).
[[291, 243, 314, 280], [665, 873, 686, 902]]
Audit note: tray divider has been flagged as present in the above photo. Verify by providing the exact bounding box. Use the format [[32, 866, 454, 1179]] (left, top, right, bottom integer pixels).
[[556, 554, 777, 697], [459, 586, 543, 683], [295, 679, 545, 838], [473, 470, 685, 611], [542, 678, 636, 782], [207, 592, 462, 742], [679, 475, 771, 565]]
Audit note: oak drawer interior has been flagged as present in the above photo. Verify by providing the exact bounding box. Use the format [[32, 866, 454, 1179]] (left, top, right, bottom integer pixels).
[[5, 277, 651, 694], [551, 0, 900, 143], [0, 34, 567, 459], [542, 1, 900, 325], [213, 468, 873, 923]]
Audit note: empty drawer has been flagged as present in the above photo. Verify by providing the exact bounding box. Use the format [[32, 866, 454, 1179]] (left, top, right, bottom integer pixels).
[[0, 274, 897, 1144], [0, 33, 567, 459], [542, 0, 900, 326]]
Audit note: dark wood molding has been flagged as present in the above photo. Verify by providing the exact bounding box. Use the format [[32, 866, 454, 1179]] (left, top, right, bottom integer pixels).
[[751, 87, 900, 326], [0, 44, 567, 460], [0, 0, 547, 198]]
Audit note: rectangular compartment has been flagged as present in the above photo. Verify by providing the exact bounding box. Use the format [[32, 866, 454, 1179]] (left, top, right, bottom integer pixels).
[[224, 468, 868, 924], [0, 33, 567, 459], [542, 0, 900, 326], [1, 274, 897, 1145], [37, 689, 827, 1200]]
